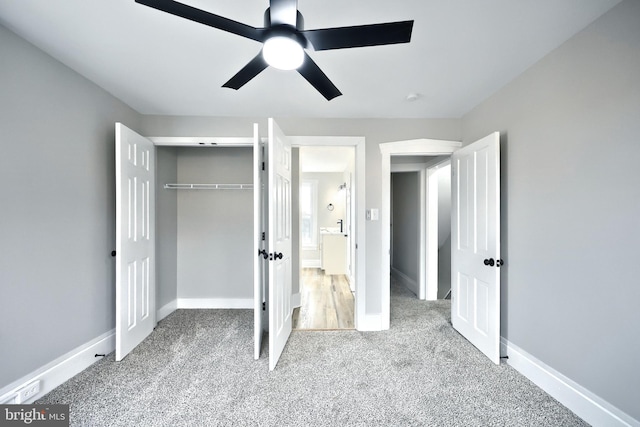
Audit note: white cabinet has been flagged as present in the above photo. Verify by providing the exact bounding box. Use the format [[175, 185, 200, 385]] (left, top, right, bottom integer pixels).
[[321, 232, 347, 275]]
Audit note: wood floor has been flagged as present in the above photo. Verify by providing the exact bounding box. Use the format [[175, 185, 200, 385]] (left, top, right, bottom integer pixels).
[[292, 268, 354, 330]]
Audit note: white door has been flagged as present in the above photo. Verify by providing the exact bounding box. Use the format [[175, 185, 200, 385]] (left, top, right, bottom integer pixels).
[[451, 132, 501, 364], [115, 123, 156, 361], [267, 118, 293, 371], [253, 123, 265, 360]]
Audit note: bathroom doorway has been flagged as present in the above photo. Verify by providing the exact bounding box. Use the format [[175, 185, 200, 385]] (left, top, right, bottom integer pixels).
[[293, 146, 356, 330]]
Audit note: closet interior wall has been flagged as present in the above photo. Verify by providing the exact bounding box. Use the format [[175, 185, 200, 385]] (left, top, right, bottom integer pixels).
[[156, 146, 254, 309]]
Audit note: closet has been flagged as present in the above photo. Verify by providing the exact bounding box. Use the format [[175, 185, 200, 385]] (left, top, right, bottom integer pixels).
[[156, 146, 255, 312], [116, 120, 359, 370]]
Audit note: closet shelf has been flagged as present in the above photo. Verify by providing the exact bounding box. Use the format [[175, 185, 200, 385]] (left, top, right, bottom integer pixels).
[[164, 183, 254, 190]]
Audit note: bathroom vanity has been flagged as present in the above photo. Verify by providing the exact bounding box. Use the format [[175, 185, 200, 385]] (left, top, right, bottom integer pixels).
[[320, 228, 347, 275]]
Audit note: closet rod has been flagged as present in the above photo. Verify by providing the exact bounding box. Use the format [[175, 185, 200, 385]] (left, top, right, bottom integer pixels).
[[164, 183, 254, 190]]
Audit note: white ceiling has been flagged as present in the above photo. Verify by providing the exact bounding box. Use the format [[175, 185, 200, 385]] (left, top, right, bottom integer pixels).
[[0, 0, 621, 118]]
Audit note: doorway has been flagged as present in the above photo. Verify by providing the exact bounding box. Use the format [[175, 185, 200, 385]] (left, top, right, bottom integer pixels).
[[389, 155, 453, 301], [379, 139, 461, 329], [294, 146, 356, 330]]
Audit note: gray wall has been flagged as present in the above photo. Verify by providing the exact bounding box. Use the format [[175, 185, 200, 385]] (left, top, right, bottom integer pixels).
[[176, 148, 253, 300], [391, 172, 420, 291], [462, 0, 640, 419], [156, 147, 178, 310], [0, 24, 141, 386]]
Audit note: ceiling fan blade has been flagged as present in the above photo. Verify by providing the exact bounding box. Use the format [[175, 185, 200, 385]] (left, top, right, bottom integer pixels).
[[297, 53, 342, 101], [303, 20, 414, 51], [222, 52, 269, 90], [269, 0, 298, 26], [135, 0, 265, 42]]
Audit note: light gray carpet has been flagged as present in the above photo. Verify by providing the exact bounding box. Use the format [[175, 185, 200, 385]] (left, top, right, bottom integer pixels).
[[37, 280, 588, 426]]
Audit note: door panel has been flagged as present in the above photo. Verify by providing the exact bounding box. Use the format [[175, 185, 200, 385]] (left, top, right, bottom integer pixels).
[[254, 123, 264, 360], [268, 118, 292, 371], [115, 123, 156, 361], [451, 132, 500, 364]]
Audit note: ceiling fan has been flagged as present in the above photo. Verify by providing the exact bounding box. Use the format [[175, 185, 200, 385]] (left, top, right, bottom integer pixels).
[[135, 0, 414, 100]]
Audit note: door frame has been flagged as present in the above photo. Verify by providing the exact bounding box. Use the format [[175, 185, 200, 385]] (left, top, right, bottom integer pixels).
[[390, 157, 452, 300], [290, 136, 366, 330], [380, 139, 461, 329]]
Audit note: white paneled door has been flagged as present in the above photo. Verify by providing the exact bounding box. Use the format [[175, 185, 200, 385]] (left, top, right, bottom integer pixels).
[[115, 123, 156, 362], [267, 118, 293, 371], [253, 123, 265, 360], [451, 132, 501, 364]]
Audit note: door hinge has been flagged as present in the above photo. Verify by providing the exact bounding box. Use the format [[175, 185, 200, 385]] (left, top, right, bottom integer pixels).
[[262, 162, 265, 171], [262, 302, 266, 311], [262, 232, 265, 241]]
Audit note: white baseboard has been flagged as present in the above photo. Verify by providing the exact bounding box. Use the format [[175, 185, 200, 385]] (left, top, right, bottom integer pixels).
[[177, 298, 253, 309], [158, 298, 255, 316], [501, 338, 639, 427], [357, 313, 385, 331], [157, 300, 177, 322], [292, 293, 301, 308], [0, 329, 115, 405], [391, 267, 419, 296], [301, 259, 321, 268]]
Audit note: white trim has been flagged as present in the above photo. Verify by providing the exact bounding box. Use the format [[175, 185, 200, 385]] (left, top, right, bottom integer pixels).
[[0, 330, 115, 405], [380, 138, 461, 329], [391, 267, 419, 297], [301, 259, 321, 268], [390, 163, 428, 172], [157, 299, 177, 322], [357, 314, 385, 331], [425, 158, 451, 301], [292, 292, 301, 308], [148, 136, 253, 147], [501, 338, 640, 427], [290, 136, 366, 331], [177, 298, 253, 309]]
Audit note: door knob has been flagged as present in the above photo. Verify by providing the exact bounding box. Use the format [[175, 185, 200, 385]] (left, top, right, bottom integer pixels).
[[269, 252, 283, 261], [496, 259, 504, 267], [484, 258, 495, 266]]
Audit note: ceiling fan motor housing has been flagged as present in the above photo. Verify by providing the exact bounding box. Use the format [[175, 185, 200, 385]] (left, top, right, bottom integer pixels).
[[264, 7, 305, 31]]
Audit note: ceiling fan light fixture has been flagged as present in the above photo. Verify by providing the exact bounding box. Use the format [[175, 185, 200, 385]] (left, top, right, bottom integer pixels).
[[263, 36, 304, 70]]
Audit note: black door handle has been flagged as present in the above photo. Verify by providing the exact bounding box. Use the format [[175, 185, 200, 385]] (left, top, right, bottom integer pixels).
[[269, 252, 283, 261], [484, 258, 495, 266]]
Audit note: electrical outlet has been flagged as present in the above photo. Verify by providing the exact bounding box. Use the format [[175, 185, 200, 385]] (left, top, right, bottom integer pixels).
[[15, 380, 40, 404]]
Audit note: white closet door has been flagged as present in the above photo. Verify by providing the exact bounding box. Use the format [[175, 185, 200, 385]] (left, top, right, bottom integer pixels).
[[253, 123, 264, 360], [268, 118, 293, 371], [115, 123, 156, 361]]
